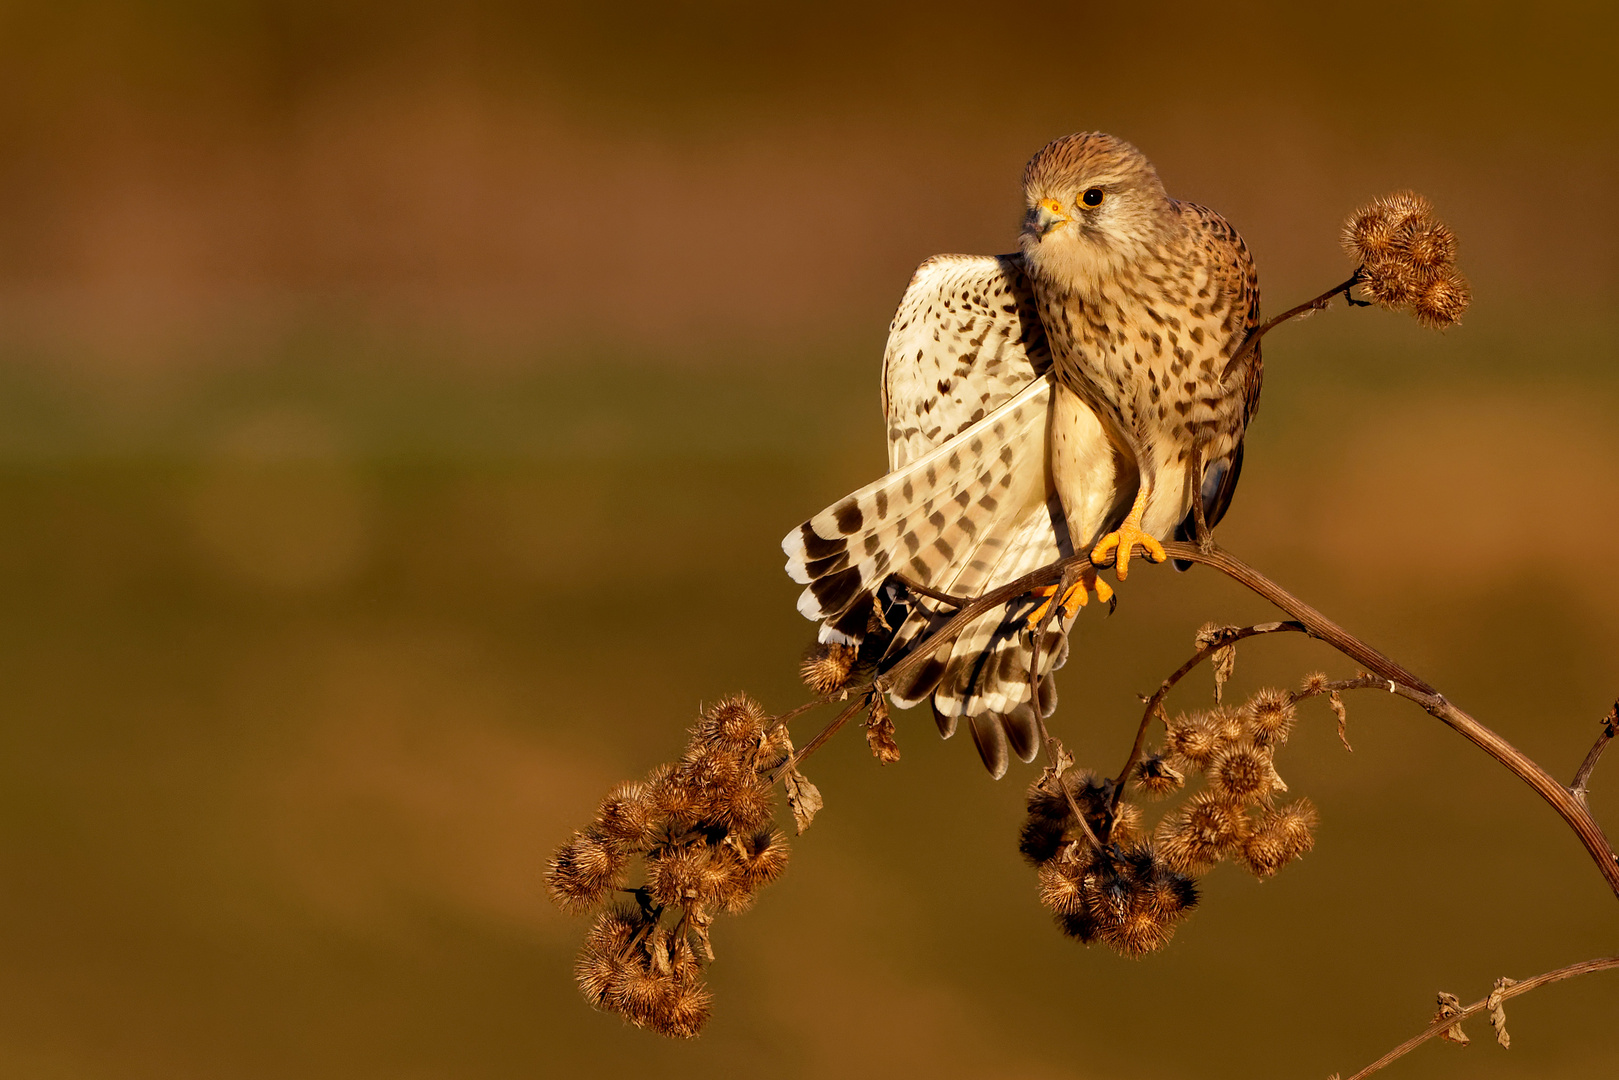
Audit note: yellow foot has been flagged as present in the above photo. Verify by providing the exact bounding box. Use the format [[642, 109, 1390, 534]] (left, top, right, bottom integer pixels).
[[1090, 522, 1166, 580], [1025, 574, 1104, 629]]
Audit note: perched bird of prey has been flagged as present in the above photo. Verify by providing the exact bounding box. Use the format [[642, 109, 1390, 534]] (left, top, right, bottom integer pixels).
[[783, 133, 1262, 777]]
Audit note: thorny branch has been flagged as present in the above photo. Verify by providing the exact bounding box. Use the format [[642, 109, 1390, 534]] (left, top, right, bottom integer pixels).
[[1341, 956, 1619, 1080]]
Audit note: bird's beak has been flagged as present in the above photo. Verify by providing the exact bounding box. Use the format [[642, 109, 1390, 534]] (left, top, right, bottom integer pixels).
[[1023, 198, 1070, 241]]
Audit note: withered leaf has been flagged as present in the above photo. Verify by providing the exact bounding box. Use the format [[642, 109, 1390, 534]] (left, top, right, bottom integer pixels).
[[1037, 737, 1076, 791], [865, 696, 901, 765], [1330, 690, 1353, 752], [784, 765, 823, 834], [1487, 976, 1516, 1048], [684, 905, 715, 961], [1195, 622, 1240, 704], [1433, 991, 1469, 1045], [648, 928, 672, 976]]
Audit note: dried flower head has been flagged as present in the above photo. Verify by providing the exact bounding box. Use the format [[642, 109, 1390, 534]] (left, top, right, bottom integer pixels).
[[1132, 754, 1186, 799], [1164, 712, 1223, 773], [1341, 190, 1469, 327], [1156, 790, 1249, 875], [715, 780, 777, 834], [575, 905, 713, 1038], [575, 905, 644, 1007], [1109, 800, 1145, 845], [1209, 740, 1278, 806], [1241, 798, 1319, 878], [1412, 272, 1472, 329], [595, 781, 659, 848], [736, 828, 790, 890], [1301, 671, 1329, 695], [547, 828, 630, 913], [646, 843, 713, 908], [696, 694, 768, 753], [1243, 688, 1297, 747], [800, 642, 858, 694]]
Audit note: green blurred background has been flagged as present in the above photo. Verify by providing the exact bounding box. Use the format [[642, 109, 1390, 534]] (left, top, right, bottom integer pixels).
[[0, 2, 1616, 1077]]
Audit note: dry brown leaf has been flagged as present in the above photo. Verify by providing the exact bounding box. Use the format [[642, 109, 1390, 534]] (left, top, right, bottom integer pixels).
[[1330, 690, 1353, 752], [685, 905, 715, 961], [1487, 976, 1516, 1048], [1434, 991, 1469, 1045], [1038, 737, 1076, 791], [865, 696, 901, 765], [1195, 622, 1240, 703], [784, 765, 823, 834]]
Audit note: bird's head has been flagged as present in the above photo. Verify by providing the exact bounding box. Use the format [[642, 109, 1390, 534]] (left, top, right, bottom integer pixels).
[[1018, 132, 1176, 288]]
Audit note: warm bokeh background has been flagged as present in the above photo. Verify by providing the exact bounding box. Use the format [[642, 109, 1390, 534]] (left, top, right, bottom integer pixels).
[[1, 2, 1616, 1077]]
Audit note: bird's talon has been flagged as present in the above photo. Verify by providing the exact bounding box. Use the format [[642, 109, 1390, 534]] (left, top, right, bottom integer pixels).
[[1089, 522, 1165, 580]]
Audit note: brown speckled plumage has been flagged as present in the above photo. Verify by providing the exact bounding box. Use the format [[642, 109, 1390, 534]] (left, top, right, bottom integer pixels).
[[784, 133, 1261, 777]]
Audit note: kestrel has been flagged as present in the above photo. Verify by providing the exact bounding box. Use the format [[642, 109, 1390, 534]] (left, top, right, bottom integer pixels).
[[784, 133, 1262, 777]]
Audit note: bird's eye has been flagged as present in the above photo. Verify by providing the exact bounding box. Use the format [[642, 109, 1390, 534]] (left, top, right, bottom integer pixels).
[[1081, 187, 1105, 208]]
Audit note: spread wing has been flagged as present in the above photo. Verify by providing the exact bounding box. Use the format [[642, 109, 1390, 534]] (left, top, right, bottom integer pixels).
[[881, 253, 1053, 469], [785, 253, 1117, 777]]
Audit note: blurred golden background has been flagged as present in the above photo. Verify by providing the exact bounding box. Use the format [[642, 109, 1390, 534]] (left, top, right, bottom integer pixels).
[[0, 2, 1616, 1076]]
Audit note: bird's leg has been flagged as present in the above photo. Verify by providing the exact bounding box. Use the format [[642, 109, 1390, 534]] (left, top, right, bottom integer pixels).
[[1024, 567, 1111, 629], [1090, 485, 1166, 580]]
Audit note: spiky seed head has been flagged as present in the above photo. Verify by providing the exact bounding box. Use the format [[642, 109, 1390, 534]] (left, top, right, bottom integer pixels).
[[575, 905, 647, 1007], [1019, 811, 1069, 866], [646, 844, 710, 908], [1131, 754, 1186, 799], [1156, 790, 1249, 874], [740, 828, 790, 889], [546, 828, 630, 913], [716, 780, 776, 834], [674, 745, 748, 817], [1209, 740, 1278, 806], [1244, 688, 1298, 747], [1301, 671, 1329, 695], [800, 642, 858, 694], [696, 693, 769, 752], [1037, 858, 1091, 916], [595, 781, 659, 847], [1341, 205, 1400, 264], [647, 763, 700, 826], [1412, 271, 1471, 328], [1109, 800, 1145, 845], [648, 978, 712, 1039], [1399, 219, 1457, 271], [1207, 706, 1246, 743], [1241, 798, 1321, 878], [1164, 712, 1222, 773]]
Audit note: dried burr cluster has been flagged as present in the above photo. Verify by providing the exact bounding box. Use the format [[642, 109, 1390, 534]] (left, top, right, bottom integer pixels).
[[1341, 191, 1471, 328], [1021, 682, 1318, 956], [546, 694, 794, 1037]]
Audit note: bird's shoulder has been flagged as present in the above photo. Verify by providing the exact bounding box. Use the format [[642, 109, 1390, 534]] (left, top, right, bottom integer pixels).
[[1171, 201, 1262, 417], [880, 253, 1053, 469]]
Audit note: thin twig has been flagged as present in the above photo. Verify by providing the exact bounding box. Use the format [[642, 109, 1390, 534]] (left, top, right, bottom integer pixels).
[[1341, 956, 1619, 1080], [1108, 620, 1307, 811], [768, 694, 867, 783], [1220, 272, 1363, 382], [1571, 699, 1618, 809], [893, 575, 973, 608]]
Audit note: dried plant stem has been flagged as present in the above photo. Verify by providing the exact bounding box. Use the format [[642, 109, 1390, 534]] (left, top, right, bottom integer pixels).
[[1342, 956, 1619, 1080], [768, 694, 868, 783], [1164, 540, 1619, 898], [1221, 272, 1364, 381], [1571, 700, 1618, 810]]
